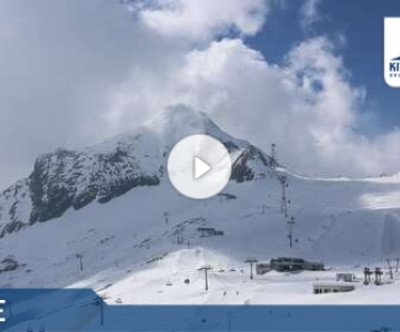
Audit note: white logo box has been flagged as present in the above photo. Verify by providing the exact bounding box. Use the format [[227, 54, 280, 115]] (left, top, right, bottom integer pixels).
[[384, 17, 400, 88]]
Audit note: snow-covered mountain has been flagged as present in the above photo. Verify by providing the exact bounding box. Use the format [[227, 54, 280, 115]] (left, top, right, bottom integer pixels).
[[1, 105, 400, 305], [0, 106, 276, 237]]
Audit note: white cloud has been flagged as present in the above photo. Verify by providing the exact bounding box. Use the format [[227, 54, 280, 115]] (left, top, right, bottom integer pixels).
[[0, 0, 187, 188], [109, 35, 400, 177], [300, 0, 322, 31], [131, 0, 269, 41]]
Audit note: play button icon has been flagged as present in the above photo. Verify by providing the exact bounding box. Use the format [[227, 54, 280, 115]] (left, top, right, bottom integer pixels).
[[167, 135, 232, 199], [193, 156, 211, 179]]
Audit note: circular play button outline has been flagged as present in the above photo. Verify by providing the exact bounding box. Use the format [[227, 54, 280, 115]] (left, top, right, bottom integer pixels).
[[167, 135, 232, 199]]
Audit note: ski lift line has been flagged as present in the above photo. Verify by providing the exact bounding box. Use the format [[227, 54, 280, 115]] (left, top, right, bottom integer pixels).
[[273, 160, 296, 248]]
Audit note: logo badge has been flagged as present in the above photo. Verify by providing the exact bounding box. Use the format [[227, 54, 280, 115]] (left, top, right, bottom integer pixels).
[[384, 17, 400, 87]]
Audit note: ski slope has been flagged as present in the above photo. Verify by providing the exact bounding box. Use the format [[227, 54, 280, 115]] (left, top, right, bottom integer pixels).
[[1, 108, 400, 304], [1, 169, 400, 304]]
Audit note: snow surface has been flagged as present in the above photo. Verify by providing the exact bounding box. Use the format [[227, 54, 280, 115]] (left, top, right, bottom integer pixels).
[[1, 107, 400, 305], [1, 172, 400, 304]]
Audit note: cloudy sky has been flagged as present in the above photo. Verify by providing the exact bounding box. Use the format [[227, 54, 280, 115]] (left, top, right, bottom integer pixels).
[[0, 0, 400, 188]]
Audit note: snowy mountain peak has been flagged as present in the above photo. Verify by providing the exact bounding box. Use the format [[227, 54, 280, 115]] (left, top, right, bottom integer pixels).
[[0, 106, 277, 238], [148, 105, 215, 134], [88, 105, 241, 156], [142, 105, 246, 150]]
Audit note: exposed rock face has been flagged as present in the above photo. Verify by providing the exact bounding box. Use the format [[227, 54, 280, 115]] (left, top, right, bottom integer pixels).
[[28, 146, 161, 224], [0, 108, 277, 238], [230, 145, 277, 183], [0, 139, 162, 237], [0, 256, 18, 273]]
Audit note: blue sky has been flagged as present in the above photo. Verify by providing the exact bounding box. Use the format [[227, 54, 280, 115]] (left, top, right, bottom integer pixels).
[[248, 0, 400, 135]]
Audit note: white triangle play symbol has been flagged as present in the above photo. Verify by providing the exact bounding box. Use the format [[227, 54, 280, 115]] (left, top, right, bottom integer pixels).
[[193, 156, 212, 180]]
